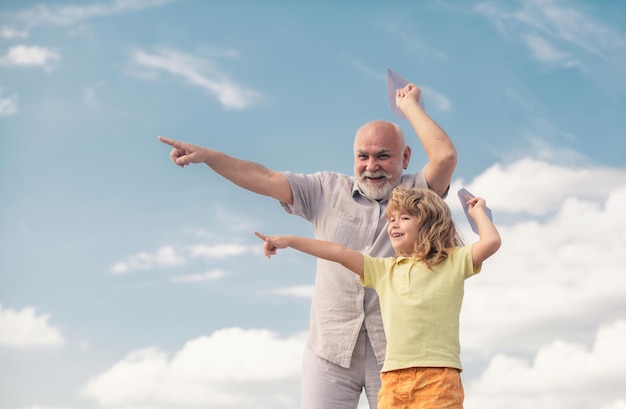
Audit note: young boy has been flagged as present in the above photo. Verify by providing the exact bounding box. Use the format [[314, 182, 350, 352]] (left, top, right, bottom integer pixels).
[[254, 187, 501, 408]]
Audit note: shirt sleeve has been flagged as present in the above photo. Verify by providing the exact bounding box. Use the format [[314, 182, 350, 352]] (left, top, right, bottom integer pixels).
[[279, 171, 325, 221], [452, 244, 481, 279], [360, 255, 393, 288]]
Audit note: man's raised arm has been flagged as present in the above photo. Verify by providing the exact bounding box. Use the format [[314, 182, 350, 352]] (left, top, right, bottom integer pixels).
[[395, 84, 457, 197]]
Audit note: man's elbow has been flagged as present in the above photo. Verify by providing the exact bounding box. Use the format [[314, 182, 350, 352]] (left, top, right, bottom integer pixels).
[[440, 147, 457, 171]]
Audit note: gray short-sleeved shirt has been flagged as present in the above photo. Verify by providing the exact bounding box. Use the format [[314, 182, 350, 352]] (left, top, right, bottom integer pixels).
[[280, 170, 427, 368]]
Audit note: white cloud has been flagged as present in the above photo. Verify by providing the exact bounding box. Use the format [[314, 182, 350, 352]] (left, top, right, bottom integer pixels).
[[190, 243, 253, 259], [268, 285, 314, 298], [603, 401, 626, 409], [447, 157, 626, 378], [453, 157, 626, 216], [171, 269, 225, 283], [0, 93, 19, 116], [128, 47, 261, 110], [465, 320, 626, 409], [0, 45, 60, 69], [0, 304, 65, 348], [111, 245, 185, 274], [81, 328, 304, 408]]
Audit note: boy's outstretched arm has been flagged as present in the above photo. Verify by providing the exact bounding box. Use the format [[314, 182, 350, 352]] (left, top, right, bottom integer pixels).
[[466, 198, 501, 269], [253, 231, 364, 278]]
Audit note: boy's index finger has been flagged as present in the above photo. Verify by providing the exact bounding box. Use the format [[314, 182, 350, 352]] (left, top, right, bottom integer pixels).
[[157, 135, 176, 147]]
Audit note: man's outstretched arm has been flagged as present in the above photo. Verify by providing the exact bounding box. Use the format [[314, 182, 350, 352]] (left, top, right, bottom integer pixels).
[[158, 136, 294, 205]]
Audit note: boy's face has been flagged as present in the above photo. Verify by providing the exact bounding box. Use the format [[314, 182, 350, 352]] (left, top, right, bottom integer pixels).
[[386, 209, 419, 256]]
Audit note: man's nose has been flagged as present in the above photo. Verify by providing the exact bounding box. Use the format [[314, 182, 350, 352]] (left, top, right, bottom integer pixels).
[[365, 158, 380, 171]]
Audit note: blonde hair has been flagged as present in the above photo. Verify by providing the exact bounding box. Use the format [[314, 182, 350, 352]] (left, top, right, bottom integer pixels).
[[386, 187, 462, 268]]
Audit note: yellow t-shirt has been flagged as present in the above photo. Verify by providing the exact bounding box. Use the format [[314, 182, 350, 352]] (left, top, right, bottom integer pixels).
[[361, 245, 479, 372]]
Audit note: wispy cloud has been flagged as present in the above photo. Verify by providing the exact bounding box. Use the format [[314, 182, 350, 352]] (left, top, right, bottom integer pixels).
[[111, 245, 185, 274], [111, 241, 258, 275], [341, 56, 453, 113], [523, 32, 580, 68], [6, 0, 176, 28], [0, 26, 28, 39], [128, 47, 262, 110], [381, 22, 448, 60], [0, 304, 65, 348], [474, 0, 626, 71], [340, 54, 381, 80], [421, 85, 452, 112], [0, 92, 18, 116]]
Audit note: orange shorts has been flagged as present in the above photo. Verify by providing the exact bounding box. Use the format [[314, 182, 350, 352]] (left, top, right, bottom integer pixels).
[[378, 367, 464, 409]]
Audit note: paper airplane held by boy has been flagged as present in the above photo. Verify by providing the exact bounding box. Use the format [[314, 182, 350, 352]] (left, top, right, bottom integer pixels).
[[457, 188, 493, 235]]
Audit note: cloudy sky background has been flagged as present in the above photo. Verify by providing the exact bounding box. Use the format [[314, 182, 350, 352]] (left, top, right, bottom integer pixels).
[[1, 1, 625, 408]]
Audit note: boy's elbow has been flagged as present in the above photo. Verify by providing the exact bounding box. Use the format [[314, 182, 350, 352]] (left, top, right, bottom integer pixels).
[[490, 235, 502, 255]]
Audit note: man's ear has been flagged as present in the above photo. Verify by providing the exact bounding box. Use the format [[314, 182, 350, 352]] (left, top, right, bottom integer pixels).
[[403, 146, 412, 169]]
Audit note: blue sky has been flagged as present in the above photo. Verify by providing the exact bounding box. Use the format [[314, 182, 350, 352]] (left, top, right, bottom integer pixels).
[[1, 1, 626, 408]]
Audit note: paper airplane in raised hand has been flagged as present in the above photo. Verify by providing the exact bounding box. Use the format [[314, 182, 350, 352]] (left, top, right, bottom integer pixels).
[[386, 67, 424, 120], [457, 188, 493, 235]]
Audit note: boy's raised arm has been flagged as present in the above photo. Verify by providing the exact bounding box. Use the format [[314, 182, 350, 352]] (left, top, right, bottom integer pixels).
[[466, 198, 501, 268]]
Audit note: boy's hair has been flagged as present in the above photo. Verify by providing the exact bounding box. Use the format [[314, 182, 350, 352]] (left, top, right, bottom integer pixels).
[[386, 187, 462, 268]]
